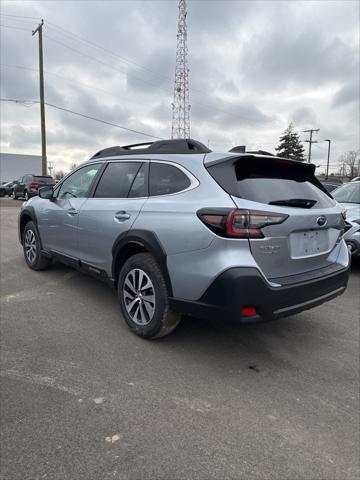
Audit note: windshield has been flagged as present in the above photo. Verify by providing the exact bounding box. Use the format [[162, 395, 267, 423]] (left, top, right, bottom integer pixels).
[[333, 183, 360, 204]]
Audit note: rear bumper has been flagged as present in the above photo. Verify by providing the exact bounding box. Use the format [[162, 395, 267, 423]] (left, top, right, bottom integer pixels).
[[169, 264, 350, 323], [28, 189, 39, 197]]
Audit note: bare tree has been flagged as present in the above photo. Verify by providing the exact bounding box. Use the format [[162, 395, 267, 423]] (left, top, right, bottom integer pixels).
[[54, 170, 65, 181], [338, 151, 359, 178], [70, 163, 78, 171]]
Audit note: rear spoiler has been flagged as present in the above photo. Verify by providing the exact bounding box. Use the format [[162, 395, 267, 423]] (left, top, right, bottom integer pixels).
[[205, 154, 331, 198]]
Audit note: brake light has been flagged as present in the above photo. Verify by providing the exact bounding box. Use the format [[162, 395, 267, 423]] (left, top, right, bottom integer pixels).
[[241, 307, 257, 317], [198, 209, 288, 239], [30, 182, 39, 189]]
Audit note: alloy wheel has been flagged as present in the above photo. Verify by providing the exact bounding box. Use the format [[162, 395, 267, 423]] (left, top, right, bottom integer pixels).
[[25, 229, 37, 264], [123, 268, 155, 325]]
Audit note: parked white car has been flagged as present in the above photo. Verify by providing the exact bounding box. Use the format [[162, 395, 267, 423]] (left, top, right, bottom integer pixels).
[[333, 181, 360, 258]]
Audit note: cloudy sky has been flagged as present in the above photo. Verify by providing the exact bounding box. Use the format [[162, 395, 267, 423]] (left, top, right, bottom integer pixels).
[[0, 0, 359, 174]]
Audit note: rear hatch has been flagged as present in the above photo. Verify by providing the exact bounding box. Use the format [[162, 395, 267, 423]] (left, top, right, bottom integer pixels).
[[33, 176, 55, 188], [206, 155, 344, 280]]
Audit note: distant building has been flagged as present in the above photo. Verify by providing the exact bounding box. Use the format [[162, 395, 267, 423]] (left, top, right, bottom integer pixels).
[[0, 153, 42, 182]]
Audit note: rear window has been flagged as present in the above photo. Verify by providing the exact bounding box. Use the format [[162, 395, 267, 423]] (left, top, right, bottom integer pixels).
[[34, 176, 54, 183], [149, 162, 191, 196], [208, 156, 335, 209]]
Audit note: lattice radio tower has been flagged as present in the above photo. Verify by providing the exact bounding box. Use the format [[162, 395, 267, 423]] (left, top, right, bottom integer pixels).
[[171, 0, 190, 139]]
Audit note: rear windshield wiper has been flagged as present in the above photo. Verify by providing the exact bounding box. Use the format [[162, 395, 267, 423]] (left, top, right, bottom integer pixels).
[[268, 198, 317, 208]]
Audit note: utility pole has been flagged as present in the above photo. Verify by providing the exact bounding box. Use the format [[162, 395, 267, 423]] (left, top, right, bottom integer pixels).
[[171, 0, 190, 139], [324, 139, 331, 179], [303, 128, 320, 163], [48, 160, 54, 177], [32, 19, 47, 175]]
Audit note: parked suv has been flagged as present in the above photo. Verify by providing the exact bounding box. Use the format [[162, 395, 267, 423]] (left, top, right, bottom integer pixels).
[[12, 174, 55, 201], [18, 139, 350, 339]]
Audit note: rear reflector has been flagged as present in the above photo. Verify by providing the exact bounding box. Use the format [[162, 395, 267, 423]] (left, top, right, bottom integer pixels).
[[241, 307, 257, 317]]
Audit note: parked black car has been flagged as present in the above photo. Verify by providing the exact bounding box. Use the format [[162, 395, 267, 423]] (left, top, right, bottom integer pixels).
[[0, 180, 19, 197], [12, 175, 55, 200], [320, 180, 343, 193]]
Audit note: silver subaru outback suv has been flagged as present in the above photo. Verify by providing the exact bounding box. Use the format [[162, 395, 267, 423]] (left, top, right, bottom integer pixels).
[[19, 139, 350, 339]]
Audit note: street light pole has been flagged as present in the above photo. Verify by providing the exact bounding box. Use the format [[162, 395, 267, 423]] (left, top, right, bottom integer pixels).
[[325, 139, 331, 180]]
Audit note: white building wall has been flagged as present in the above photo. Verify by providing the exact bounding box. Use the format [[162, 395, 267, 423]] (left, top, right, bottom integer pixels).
[[0, 153, 42, 182]]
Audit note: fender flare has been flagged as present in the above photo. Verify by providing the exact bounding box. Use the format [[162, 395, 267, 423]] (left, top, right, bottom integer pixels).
[[112, 230, 173, 296], [18, 207, 38, 244]]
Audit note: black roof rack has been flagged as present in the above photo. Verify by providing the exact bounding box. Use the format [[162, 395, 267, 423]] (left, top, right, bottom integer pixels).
[[229, 146, 274, 156], [90, 139, 211, 159]]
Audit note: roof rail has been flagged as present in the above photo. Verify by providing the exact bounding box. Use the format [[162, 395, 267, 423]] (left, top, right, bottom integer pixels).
[[90, 138, 211, 159]]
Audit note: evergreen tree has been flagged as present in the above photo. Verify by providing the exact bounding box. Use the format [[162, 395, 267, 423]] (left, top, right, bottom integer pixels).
[[275, 123, 305, 161]]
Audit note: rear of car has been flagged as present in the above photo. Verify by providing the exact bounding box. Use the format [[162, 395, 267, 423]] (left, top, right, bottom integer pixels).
[[27, 175, 55, 198], [171, 153, 350, 323], [13, 175, 55, 200]]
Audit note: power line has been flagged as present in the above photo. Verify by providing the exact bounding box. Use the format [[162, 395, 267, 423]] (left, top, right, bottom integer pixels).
[[1, 14, 271, 126], [43, 24, 269, 123], [0, 98, 163, 140], [46, 20, 175, 84], [0, 13, 39, 20], [0, 14, 176, 87], [42, 33, 264, 125], [0, 24, 30, 32], [0, 63, 137, 105], [44, 34, 171, 96]]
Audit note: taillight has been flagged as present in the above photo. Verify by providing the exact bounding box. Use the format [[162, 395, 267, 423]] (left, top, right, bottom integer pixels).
[[198, 209, 288, 239], [30, 182, 39, 189]]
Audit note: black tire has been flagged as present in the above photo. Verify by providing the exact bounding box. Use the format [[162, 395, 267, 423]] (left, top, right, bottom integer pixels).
[[118, 253, 181, 339], [23, 221, 51, 270], [24, 190, 29, 201]]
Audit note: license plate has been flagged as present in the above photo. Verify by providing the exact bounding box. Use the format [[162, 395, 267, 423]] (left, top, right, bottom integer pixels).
[[290, 230, 329, 258]]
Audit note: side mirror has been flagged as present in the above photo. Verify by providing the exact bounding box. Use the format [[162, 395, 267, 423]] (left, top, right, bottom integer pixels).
[[39, 186, 54, 200]]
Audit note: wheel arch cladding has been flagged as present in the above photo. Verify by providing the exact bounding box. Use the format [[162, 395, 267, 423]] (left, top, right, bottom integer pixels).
[[19, 208, 37, 244], [112, 230, 173, 296]]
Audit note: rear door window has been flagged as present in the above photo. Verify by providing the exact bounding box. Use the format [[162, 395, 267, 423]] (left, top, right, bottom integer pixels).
[[128, 163, 148, 198], [94, 162, 142, 198], [149, 162, 191, 196], [208, 156, 335, 209]]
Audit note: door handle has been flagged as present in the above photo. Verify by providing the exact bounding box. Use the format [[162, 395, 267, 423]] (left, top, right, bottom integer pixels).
[[67, 208, 79, 216], [114, 211, 130, 221]]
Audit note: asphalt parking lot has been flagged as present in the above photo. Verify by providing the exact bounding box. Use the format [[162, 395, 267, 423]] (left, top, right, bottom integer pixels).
[[0, 197, 359, 480]]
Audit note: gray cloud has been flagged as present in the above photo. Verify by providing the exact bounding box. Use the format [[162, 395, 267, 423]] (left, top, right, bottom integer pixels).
[[333, 80, 359, 108], [291, 107, 317, 126], [0, 0, 359, 173]]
